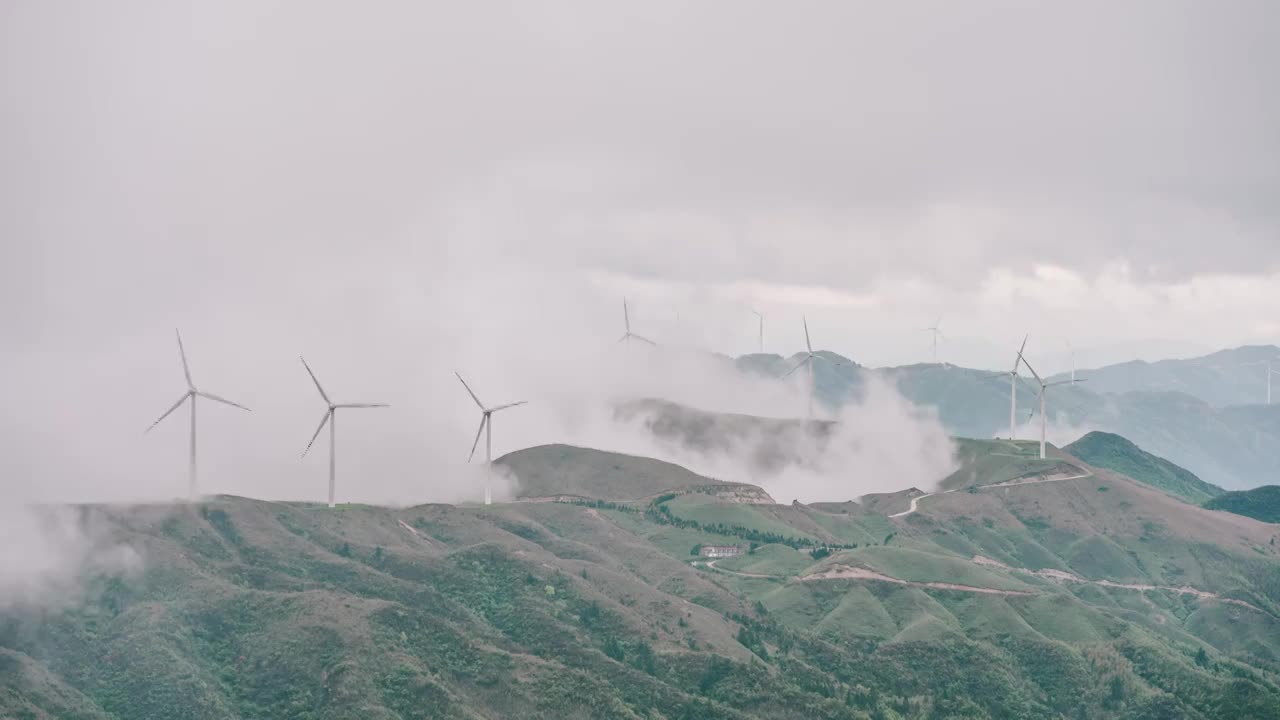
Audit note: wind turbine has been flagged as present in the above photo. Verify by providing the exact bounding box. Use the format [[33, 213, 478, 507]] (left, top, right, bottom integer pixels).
[[618, 298, 655, 345], [300, 357, 389, 508], [1267, 359, 1280, 404], [752, 309, 764, 353], [1019, 349, 1085, 459], [921, 315, 945, 364], [456, 372, 527, 505], [146, 329, 251, 499], [985, 335, 1029, 441], [782, 317, 838, 418]]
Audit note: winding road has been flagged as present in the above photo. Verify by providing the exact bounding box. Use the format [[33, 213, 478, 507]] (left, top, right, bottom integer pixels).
[[888, 469, 1094, 519]]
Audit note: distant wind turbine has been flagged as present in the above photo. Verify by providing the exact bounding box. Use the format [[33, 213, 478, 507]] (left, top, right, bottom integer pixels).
[[1267, 359, 1280, 405], [1019, 349, 1086, 459], [300, 357, 389, 508], [782, 317, 841, 418], [985, 335, 1029, 441], [146, 330, 251, 499], [618, 298, 656, 345], [456, 372, 527, 505], [921, 315, 944, 364], [1239, 358, 1280, 404], [752, 309, 764, 353]]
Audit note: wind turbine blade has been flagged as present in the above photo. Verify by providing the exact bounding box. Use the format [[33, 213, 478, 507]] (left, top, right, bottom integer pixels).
[[623, 298, 631, 333], [302, 410, 331, 457], [935, 314, 943, 329], [489, 400, 527, 412], [146, 392, 191, 432], [1012, 334, 1029, 373], [454, 372, 485, 409], [634, 334, 657, 346], [300, 356, 330, 404], [195, 390, 250, 411], [336, 403, 390, 408], [618, 333, 629, 343], [467, 415, 487, 462], [1018, 352, 1043, 384], [803, 317, 813, 354], [781, 356, 809, 378], [175, 329, 194, 389], [1026, 389, 1045, 421]]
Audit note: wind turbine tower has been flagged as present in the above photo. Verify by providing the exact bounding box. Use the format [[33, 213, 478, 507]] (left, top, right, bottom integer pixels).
[[1019, 349, 1086, 459], [300, 357, 389, 508], [921, 316, 944, 364], [146, 329, 251, 499], [783, 317, 837, 418], [1269, 359, 1280, 404], [456, 372, 527, 505], [752, 309, 764, 353]]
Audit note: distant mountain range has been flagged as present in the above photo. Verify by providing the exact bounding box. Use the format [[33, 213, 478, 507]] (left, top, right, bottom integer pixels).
[[1047, 344, 1280, 407], [734, 346, 1280, 490]]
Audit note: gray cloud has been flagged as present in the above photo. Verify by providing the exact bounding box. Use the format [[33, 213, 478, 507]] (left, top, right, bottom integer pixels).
[[1, 2, 1277, 505]]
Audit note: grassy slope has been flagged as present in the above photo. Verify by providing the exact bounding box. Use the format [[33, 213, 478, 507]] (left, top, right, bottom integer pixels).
[[497, 443, 736, 501], [1204, 486, 1280, 523], [1064, 431, 1225, 504], [4, 443, 1280, 719]]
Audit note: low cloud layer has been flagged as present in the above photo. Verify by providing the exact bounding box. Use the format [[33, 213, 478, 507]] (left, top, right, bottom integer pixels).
[[0, 505, 141, 613], [3, 3, 1276, 512]]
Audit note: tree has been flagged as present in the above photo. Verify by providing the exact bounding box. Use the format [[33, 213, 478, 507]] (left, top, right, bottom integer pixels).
[[690, 544, 703, 556], [339, 542, 351, 557]]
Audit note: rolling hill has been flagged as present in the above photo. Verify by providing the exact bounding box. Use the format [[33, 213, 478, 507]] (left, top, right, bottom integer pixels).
[[1204, 486, 1280, 524], [4, 442, 1280, 719], [1064, 432, 1226, 504], [497, 444, 772, 502]]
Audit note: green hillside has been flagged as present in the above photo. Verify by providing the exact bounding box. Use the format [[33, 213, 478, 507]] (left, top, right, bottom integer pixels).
[[1064, 432, 1226, 504], [5, 441, 1280, 719], [1204, 486, 1280, 523], [497, 444, 770, 502]]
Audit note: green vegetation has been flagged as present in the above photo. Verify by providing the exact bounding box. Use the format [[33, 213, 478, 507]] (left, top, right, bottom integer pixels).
[[497, 443, 744, 501], [1065, 431, 1225, 504], [4, 438, 1280, 719], [1204, 486, 1280, 523]]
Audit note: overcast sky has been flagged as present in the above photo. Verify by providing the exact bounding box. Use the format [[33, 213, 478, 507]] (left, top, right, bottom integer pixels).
[[3, 1, 1278, 503]]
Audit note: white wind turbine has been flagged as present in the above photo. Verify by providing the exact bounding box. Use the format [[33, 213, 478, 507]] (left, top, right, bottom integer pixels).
[[921, 315, 945, 364], [985, 335, 1029, 441], [618, 298, 656, 345], [1019, 348, 1086, 459], [1261, 358, 1280, 405], [146, 329, 251, 499], [300, 357, 389, 508], [782, 317, 840, 418], [456, 372, 527, 505], [752, 309, 764, 353]]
